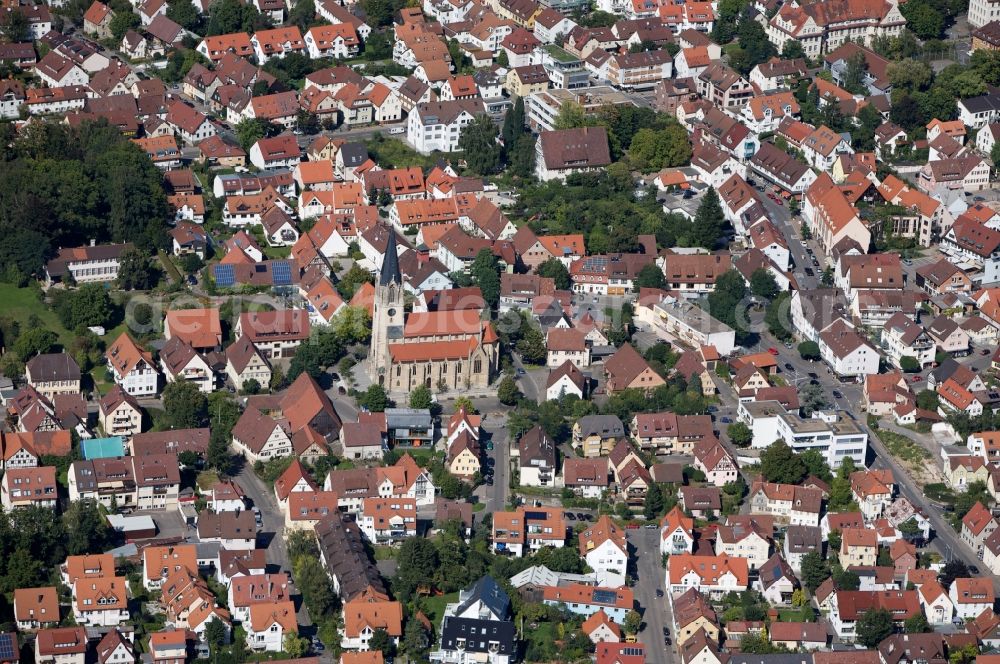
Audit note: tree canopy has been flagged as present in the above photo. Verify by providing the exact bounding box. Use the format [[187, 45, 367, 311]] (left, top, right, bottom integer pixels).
[[0, 121, 170, 283]]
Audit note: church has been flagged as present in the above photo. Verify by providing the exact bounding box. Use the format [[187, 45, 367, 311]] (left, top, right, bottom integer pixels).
[[367, 230, 499, 394]]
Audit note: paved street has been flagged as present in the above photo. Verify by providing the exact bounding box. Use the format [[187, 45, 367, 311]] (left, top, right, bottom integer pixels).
[[478, 413, 511, 513], [756, 193, 819, 290], [234, 463, 293, 575], [628, 528, 674, 664]]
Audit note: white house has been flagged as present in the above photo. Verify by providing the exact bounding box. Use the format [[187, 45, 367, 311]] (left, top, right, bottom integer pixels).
[[406, 99, 483, 155], [579, 516, 628, 587]]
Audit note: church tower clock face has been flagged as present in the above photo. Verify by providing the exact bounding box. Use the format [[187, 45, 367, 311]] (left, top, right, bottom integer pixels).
[[388, 308, 397, 317]]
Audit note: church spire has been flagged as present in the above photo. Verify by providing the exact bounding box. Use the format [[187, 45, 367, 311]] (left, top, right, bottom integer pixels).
[[379, 226, 402, 286]]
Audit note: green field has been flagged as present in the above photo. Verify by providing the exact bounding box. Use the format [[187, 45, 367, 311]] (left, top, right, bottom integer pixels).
[[0, 283, 75, 347], [419, 591, 459, 627]]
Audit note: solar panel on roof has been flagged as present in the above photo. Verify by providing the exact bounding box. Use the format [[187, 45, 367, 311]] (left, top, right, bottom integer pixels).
[[592, 589, 618, 604], [214, 264, 235, 287], [272, 261, 292, 286], [0, 633, 16, 660]]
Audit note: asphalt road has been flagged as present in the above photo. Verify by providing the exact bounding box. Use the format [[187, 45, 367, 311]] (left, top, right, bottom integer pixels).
[[628, 528, 674, 664], [744, 324, 1000, 591], [756, 191, 818, 290], [478, 412, 511, 513]]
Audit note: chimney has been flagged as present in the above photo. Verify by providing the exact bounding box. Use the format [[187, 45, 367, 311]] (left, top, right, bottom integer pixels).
[[90, 239, 96, 247]]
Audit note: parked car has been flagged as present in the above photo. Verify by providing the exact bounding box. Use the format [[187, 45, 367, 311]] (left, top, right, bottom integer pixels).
[[804, 267, 814, 276], [784, 363, 794, 370], [981, 348, 991, 355], [516, 368, 526, 376], [644, 523, 657, 529], [767, 347, 779, 356], [625, 523, 640, 529], [832, 390, 842, 399], [720, 416, 732, 424], [389, 126, 405, 135]]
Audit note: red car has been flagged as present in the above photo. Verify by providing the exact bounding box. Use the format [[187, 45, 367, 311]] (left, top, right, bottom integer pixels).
[[775, 198, 784, 206], [910, 375, 922, 383], [767, 347, 779, 356]]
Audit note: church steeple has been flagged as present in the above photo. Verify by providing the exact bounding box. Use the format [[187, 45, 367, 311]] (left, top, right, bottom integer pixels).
[[368, 225, 405, 388], [380, 227, 402, 286]]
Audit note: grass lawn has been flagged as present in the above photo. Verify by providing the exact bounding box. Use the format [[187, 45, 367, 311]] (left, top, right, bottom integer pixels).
[[419, 591, 458, 626], [0, 283, 74, 347], [366, 137, 445, 169], [777, 608, 813, 622], [158, 250, 183, 283], [196, 470, 221, 490], [524, 621, 555, 651], [262, 245, 292, 259]]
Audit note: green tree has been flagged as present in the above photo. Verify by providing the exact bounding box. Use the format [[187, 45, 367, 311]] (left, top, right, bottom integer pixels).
[[781, 39, 804, 59], [800, 382, 829, 417], [992, 140, 1000, 169], [900, 0, 943, 39], [950, 644, 979, 664], [915, 390, 939, 411], [109, 11, 140, 39], [888, 59, 933, 92], [358, 384, 390, 412], [162, 380, 208, 428], [394, 537, 439, 599], [938, 559, 969, 589], [206, 0, 267, 34], [13, 328, 58, 361], [117, 247, 154, 290], [856, 608, 894, 647], [691, 187, 726, 249], [705, 270, 748, 342], [727, 422, 753, 447], [2, 9, 29, 42], [458, 115, 502, 175], [497, 375, 521, 405], [798, 341, 821, 361], [55, 283, 115, 330], [409, 384, 433, 410], [508, 133, 536, 178], [760, 440, 807, 484], [635, 262, 667, 290], [63, 499, 111, 555], [204, 617, 228, 652], [904, 611, 929, 633], [516, 322, 546, 365], [501, 95, 526, 148], [537, 258, 571, 290], [554, 101, 588, 129], [623, 610, 642, 635], [296, 110, 321, 135], [899, 355, 920, 373], [235, 118, 275, 152], [627, 124, 691, 172], [287, 0, 315, 29], [644, 483, 665, 520], [403, 619, 429, 655], [842, 51, 869, 95], [750, 268, 779, 300], [166, 0, 200, 29], [470, 248, 501, 307], [765, 291, 792, 342]]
